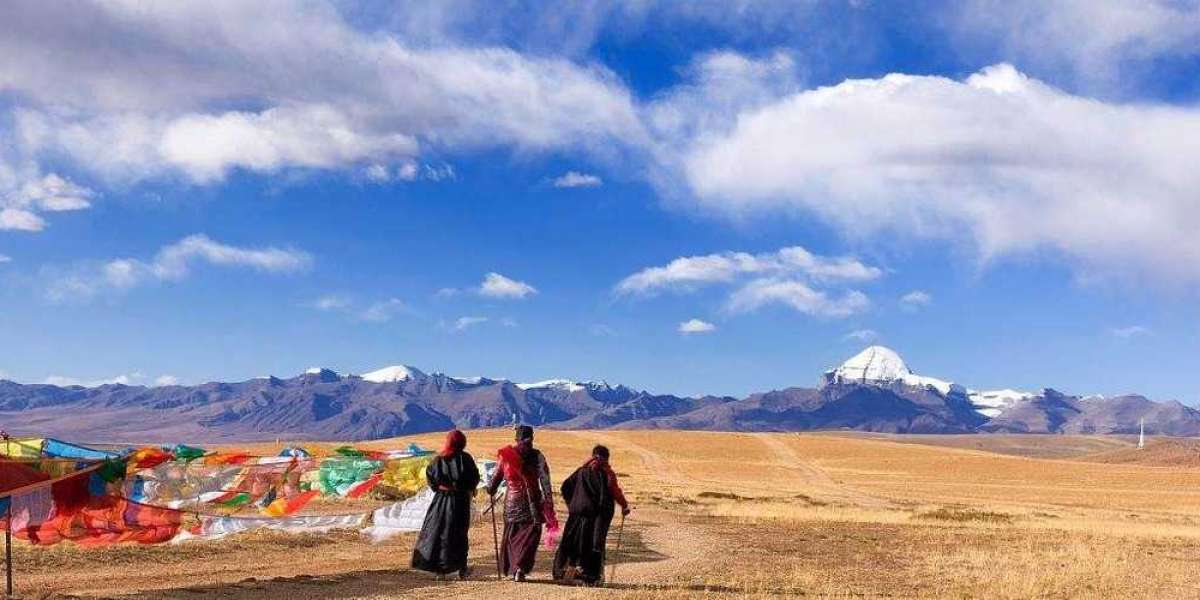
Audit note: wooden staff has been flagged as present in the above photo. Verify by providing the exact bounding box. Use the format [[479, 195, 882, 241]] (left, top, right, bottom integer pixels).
[[608, 512, 626, 586], [488, 494, 502, 580]]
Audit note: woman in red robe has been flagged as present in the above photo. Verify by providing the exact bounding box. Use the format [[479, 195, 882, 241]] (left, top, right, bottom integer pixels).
[[552, 445, 630, 586], [486, 425, 553, 581]]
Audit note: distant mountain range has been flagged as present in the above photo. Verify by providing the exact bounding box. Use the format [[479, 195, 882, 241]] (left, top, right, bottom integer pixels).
[[2, 346, 1198, 442]]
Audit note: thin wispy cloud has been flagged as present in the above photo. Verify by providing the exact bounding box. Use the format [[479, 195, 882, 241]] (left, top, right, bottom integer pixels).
[[552, 171, 602, 188], [311, 294, 352, 311], [359, 298, 409, 323], [454, 316, 489, 331], [726, 279, 870, 318], [616, 246, 880, 296], [0, 174, 94, 232], [0, 208, 46, 232], [45, 234, 311, 302], [900, 291, 932, 311], [617, 246, 877, 319], [0, 254, 11, 264], [44, 372, 144, 387], [589, 323, 617, 337], [843, 329, 878, 343], [1111, 325, 1151, 339]]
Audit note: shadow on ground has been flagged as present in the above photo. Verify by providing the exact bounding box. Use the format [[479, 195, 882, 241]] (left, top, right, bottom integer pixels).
[[70, 569, 436, 600]]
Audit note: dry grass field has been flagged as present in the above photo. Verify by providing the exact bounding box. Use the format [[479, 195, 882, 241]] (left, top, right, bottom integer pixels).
[[12, 430, 1200, 599]]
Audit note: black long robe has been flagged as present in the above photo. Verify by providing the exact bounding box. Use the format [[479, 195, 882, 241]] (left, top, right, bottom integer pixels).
[[552, 463, 615, 583], [411, 451, 481, 574]]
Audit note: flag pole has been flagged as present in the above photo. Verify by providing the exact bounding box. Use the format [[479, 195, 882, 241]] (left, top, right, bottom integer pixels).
[[4, 504, 12, 600], [3, 430, 14, 599]]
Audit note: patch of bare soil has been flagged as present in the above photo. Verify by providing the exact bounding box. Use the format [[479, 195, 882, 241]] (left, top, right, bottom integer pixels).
[[1082, 438, 1200, 467]]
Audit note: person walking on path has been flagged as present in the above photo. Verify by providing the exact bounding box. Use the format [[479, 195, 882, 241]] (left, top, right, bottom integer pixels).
[[412, 429, 481, 580], [553, 444, 630, 586], [486, 425, 553, 581]]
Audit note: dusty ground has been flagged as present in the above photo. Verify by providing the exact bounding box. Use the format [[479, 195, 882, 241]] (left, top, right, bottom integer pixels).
[[11, 430, 1200, 599]]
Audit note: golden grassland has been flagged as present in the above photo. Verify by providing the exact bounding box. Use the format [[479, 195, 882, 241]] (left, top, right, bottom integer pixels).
[[12, 430, 1200, 599]]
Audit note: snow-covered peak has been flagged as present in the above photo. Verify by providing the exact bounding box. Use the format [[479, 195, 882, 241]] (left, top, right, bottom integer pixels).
[[826, 346, 963, 397], [967, 389, 1034, 418], [362, 365, 426, 383], [835, 346, 911, 382], [302, 367, 341, 382], [517, 379, 585, 392]]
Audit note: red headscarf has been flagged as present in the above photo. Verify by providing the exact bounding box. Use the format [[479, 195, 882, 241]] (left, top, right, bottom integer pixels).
[[439, 429, 467, 457]]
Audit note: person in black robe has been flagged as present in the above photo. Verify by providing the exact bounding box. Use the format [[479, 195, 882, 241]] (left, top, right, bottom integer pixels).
[[486, 425, 553, 582], [412, 429, 480, 579], [553, 444, 630, 586]]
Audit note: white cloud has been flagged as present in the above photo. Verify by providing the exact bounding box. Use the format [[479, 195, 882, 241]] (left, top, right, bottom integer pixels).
[[618, 246, 877, 319], [727, 279, 870, 318], [674, 62, 1200, 285], [900, 291, 933, 311], [359, 298, 409, 323], [0, 171, 94, 232], [500, 317, 519, 328], [0, 208, 46, 232], [678, 318, 716, 334], [0, 254, 10, 264], [843, 329, 878, 342], [948, 1, 1200, 95], [0, 2, 644, 200], [616, 246, 880, 296], [479, 272, 538, 299], [311, 294, 352, 311], [552, 171, 603, 188], [44, 373, 143, 387], [454, 316, 489, 331], [1111, 325, 1151, 339], [150, 234, 310, 280], [589, 323, 617, 337], [45, 234, 311, 301], [17, 173, 94, 212], [153, 375, 180, 387]]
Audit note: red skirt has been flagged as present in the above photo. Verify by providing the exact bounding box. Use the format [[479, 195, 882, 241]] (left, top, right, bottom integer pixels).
[[500, 521, 542, 576]]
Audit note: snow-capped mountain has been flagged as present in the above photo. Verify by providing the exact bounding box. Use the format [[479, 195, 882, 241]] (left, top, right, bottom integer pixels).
[[967, 389, 1036, 418], [1, 348, 1196, 441], [822, 345, 1037, 420], [361, 365, 427, 383], [823, 345, 965, 396], [517, 379, 586, 392]]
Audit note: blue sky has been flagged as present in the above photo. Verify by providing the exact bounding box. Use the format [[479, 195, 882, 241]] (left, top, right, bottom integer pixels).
[[2, 1, 1199, 401]]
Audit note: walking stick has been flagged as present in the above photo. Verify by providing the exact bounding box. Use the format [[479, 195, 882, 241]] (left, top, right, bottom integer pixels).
[[608, 512, 626, 586], [488, 494, 502, 581]]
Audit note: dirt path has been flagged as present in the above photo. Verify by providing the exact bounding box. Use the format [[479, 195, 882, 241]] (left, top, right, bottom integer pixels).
[[752, 433, 891, 508], [66, 433, 729, 600]]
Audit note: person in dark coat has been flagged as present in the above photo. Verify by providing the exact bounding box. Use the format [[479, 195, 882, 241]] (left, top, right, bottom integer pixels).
[[486, 425, 553, 581], [412, 429, 481, 579], [553, 445, 630, 586]]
